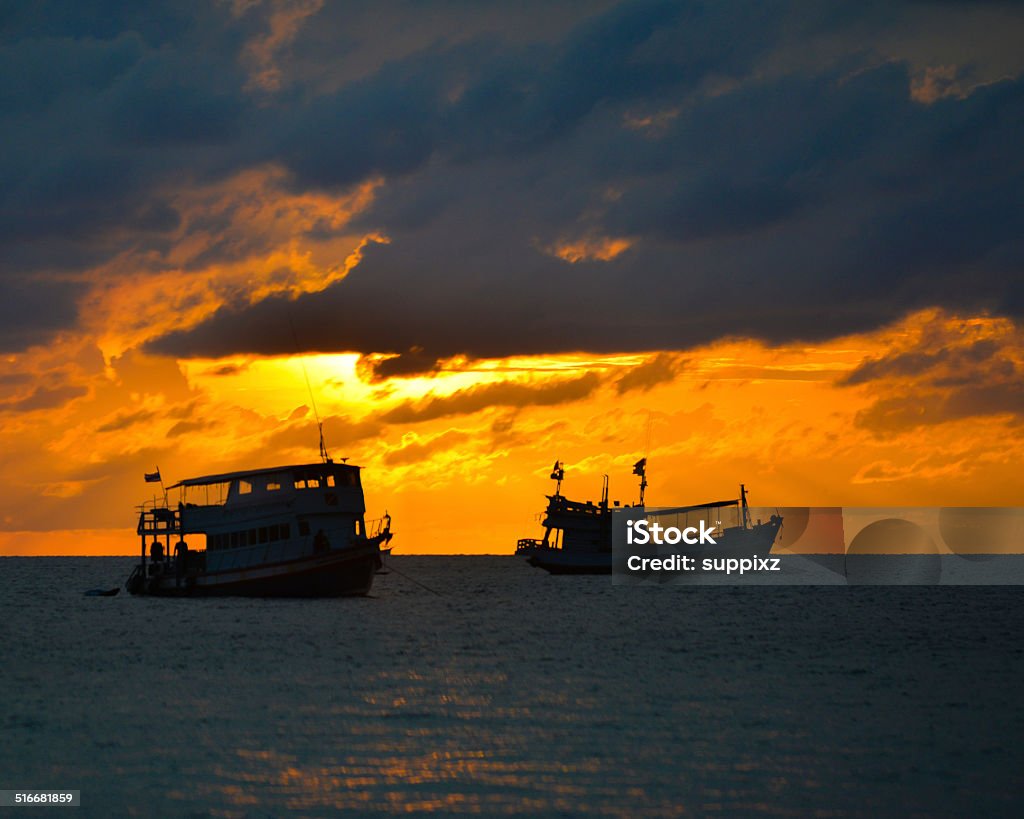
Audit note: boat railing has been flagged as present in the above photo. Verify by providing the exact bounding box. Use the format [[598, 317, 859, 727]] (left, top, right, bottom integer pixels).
[[516, 538, 544, 554], [546, 496, 606, 516], [366, 515, 391, 539], [136, 501, 181, 537]]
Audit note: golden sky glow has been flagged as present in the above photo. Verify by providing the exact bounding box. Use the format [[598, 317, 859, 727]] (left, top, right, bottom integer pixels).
[[1, 300, 1021, 555], [3, 2, 1024, 555]]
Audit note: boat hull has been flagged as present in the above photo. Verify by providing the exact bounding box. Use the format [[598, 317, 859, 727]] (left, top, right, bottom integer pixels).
[[529, 549, 612, 575], [528, 519, 783, 575], [127, 544, 379, 597]]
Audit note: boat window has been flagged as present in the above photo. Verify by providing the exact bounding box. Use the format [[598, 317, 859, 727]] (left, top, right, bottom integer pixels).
[[238, 480, 252, 495], [191, 481, 232, 506], [325, 474, 336, 487], [281, 523, 290, 540], [354, 520, 362, 536], [248, 529, 257, 546], [269, 524, 279, 541], [259, 527, 268, 544], [298, 520, 310, 536], [266, 481, 281, 492], [230, 532, 239, 548]]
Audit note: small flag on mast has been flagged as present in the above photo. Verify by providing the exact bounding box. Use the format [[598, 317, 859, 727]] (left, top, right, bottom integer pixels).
[[549, 460, 564, 482], [144, 469, 162, 483], [632, 458, 646, 477]]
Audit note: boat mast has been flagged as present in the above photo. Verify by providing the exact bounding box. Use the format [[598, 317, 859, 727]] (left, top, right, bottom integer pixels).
[[740, 483, 750, 529], [318, 421, 331, 464], [601, 474, 609, 511], [550, 460, 565, 496], [291, 317, 332, 464], [633, 457, 647, 506]]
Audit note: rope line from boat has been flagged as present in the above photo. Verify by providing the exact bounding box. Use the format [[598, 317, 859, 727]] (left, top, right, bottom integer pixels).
[[384, 562, 444, 596]]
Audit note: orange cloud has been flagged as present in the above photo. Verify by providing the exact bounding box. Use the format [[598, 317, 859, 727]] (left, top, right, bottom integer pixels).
[[910, 65, 970, 104], [240, 0, 324, 92], [841, 311, 1024, 433], [79, 166, 384, 361], [381, 372, 603, 424], [548, 235, 634, 263], [622, 106, 680, 135]]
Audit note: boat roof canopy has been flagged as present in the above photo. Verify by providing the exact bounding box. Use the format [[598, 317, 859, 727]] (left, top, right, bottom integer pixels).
[[649, 498, 739, 515], [168, 462, 360, 489]]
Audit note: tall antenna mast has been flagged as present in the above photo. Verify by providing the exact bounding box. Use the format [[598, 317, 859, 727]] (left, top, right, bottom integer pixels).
[[289, 318, 331, 463], [303, 362, 330, 464], [645, 410, 652, 459]]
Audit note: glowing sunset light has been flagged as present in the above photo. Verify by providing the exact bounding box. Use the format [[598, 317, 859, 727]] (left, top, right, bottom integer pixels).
[[6, 7, 1024, 819], [1, 306, 1020, 556], [1, 2, 1022, 559]]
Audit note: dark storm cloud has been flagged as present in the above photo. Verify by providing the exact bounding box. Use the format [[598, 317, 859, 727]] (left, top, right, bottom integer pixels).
[[364, 349, 444, 381], [0, 1, 331, 309], [4, 1, 1024, 358], [381, 373, 603, 424], [841, 339, 1001, 386], [855, 380, 1024, 433], [841, 323, 1024, 432], [0, 276, 84, 350], [152, 2, 1024, 367], [616, 354, 686, 394], [0, 3, 252, 232], [277, 0, 694, 188], [0, 1, 260, 350]]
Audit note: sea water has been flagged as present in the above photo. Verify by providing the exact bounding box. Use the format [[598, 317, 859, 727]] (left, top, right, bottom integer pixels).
[[1, 556, 1022, 817]]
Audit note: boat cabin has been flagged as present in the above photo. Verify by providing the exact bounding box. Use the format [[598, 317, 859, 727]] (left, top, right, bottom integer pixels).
[[135, 461, 385, 581]]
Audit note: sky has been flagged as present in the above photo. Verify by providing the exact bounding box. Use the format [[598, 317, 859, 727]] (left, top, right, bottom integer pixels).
[[1, 0, 1022, 555]]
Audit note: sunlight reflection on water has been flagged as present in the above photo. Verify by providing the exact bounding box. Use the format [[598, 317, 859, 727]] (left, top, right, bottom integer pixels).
[[2, 557, 1023, 816]]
